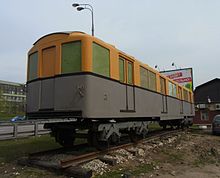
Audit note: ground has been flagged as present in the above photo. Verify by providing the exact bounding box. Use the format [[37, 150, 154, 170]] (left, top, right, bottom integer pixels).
[[96, 129, 220, 178], [0, 129, 220, 178]]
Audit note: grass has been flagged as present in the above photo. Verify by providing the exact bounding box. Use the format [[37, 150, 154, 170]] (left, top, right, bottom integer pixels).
[[0, 135, 87, 177], [96, 163, 155, 178], [0, 113, 17, 122], [148, 122, 161, 131], [0, 135, 61, 162]]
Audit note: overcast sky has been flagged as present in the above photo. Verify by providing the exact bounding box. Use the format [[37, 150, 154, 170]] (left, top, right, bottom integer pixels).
[[0, 0, 220, 87]]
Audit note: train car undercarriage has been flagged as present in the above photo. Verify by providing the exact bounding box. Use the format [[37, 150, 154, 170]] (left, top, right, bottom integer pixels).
[[44, 117, 192, 148]]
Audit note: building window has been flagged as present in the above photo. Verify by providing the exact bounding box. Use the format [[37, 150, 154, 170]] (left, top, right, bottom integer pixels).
[[201, 110, 209, 120], [61, 41, 81, 74], [92, 42, 110, 77]]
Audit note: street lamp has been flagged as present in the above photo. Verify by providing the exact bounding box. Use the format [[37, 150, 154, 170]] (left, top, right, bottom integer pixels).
[[171, 62, 181, 69], [154, 65, 160, 71], [72, 3, 94, 36]]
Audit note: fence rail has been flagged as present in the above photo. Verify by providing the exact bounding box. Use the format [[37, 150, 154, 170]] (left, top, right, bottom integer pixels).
[[0, 120, 50, 140]]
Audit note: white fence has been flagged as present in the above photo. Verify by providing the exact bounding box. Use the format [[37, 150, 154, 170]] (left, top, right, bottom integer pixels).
[[0, 121, 50, 140]]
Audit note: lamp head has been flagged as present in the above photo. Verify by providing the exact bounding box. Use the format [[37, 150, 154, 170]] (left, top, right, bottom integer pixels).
[[72, 3, 80, 7], [77, 7, 84, 11]]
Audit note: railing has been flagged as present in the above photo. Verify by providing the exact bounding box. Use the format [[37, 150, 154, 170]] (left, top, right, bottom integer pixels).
[[0, 120, 50, 140]]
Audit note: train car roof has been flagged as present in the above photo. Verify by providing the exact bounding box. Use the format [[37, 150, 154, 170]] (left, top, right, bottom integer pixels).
[[33, 31, 86, 45]]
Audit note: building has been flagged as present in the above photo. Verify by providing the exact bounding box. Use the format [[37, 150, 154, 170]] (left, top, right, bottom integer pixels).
[[0, 80, 26, 114], [193, 78, 220, 126]]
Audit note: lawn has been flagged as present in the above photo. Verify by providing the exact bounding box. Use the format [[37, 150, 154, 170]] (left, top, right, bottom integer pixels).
[[0, 113, 18, 122], [0, 135, 61, 163]]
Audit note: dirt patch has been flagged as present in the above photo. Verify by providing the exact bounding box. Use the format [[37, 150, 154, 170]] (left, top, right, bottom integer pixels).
[[96, 130, 220, 178], [151, 131, 220, 178]]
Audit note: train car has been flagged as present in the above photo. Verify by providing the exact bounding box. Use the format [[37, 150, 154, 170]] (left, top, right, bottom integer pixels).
[[26, 31, 194, 146]]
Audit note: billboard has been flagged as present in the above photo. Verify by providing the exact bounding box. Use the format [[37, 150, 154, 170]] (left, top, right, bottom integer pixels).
[[160, 68, 193, 91]]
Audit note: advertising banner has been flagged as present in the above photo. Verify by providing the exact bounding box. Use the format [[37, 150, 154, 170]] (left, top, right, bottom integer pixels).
[[160, 68, 193, 91]]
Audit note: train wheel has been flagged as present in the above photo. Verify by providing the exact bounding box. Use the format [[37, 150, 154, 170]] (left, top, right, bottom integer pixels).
[[87, 130, 101, 148], [56, 129, 75, 147], [87, 130, 111, 150], [163, 124, 167, 130], [109, 132, 120, 145], [129, 130, 140, 143]]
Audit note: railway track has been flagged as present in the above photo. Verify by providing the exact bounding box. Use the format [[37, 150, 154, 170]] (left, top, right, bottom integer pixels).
[[22, 128, 185, 177], [59, 129, 182, 168]]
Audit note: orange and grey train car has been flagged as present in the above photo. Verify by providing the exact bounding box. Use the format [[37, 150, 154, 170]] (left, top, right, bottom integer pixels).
[[26, 31, 194, 146]]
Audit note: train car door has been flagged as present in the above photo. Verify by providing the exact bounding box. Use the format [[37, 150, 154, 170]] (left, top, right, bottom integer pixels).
[[160, 77, 168, 113], [39, 46, 56, 110], [119, 57, 135, 112], [178, 86, 183, 114]]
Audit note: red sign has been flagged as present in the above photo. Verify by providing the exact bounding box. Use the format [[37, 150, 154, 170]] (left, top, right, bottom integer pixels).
[[174, 77, 192, 83]]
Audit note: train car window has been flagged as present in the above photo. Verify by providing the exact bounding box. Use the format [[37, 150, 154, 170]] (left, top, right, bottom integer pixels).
[[119, 58, 125, 82], [173, 84, 177, 97], [140, 67, 148, 88], [160, 77, 166, 95], [61, 41, 81, 74], [183, 89, 188, 101], [168, 81, 178, 97], [93, 42, 110, 77], [42, 46, 56, 77], [128, 62, 133, 84], [28, 52, 38, 81], [168, 82, 173, 96], [189, 92, 192, 102], [178, 86, 182, 99], [149, 71, 156, 91]]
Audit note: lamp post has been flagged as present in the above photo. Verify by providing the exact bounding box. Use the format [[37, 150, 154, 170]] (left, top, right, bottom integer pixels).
[[72, 3, 94, 36], [172, 62, 181, 69]]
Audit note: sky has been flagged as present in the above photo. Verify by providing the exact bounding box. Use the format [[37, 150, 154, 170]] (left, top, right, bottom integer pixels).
[[0, 0, 220, 88]]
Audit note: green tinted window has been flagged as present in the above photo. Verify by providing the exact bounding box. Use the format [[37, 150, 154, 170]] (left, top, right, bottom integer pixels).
[[61, 41, 81, 74], [28, 52, 38, 81], [168, 82, 173, 96], [149, 71, 156, 91], [128, 62, 133, 84], [173, 84, 177, 97], [140, 67, 148, 88], [93, 43, 110, 77], [119, 58, 125, 82]]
